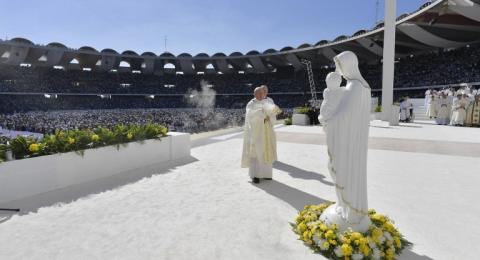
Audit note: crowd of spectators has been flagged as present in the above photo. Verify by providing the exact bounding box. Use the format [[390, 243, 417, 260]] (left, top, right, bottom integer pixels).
[[0, 44, 479, 133], [0, 108, 246, 134]]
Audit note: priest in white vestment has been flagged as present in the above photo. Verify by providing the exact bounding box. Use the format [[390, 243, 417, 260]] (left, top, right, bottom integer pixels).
[[436, 93, 450, 125], [318, 51, 371, 232], [241, 87, 280, 183], [426, 93, 438, 118], [450, 94, 469, 126]]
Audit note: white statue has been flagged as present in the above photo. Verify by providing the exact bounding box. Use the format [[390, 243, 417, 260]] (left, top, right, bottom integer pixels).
[[318, 51, 372, 233]]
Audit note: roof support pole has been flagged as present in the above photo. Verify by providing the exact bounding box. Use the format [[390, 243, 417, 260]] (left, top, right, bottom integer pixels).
[[381, 0, 396, 121]]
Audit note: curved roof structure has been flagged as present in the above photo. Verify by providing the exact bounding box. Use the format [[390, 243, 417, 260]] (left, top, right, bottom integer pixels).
[[47, 42, 67, 48], [101, 48, 118, 54], [1, 0, 479, 74]]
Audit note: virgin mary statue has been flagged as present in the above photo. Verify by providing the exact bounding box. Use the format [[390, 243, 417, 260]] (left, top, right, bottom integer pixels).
[[318, 51, 372, 232]]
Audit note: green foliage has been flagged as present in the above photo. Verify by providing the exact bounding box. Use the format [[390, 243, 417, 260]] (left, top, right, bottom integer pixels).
[[374, 105, 382, 113], [294, 107, 312, 114], [10, 136, 31, 159], [284, 117, 292, 125], [0, 143, 7, 162], [0, 123, 168, 162]]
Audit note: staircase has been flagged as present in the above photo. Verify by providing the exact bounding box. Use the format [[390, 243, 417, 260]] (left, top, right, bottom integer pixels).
[[413, 106, 433, 121]]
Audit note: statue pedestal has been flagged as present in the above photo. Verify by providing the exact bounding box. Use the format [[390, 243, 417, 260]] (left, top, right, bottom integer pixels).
[[319, 204, 371, 233]]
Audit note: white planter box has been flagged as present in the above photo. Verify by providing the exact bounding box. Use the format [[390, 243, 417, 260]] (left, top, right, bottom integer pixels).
[[292, 114, 310, 126], [389, 105, 401, 126], [370, 112, 383, 121], [0, 132, 190, 205]]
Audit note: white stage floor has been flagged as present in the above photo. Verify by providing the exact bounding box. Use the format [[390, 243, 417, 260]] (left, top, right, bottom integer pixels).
[[1, 123, 479, 260]]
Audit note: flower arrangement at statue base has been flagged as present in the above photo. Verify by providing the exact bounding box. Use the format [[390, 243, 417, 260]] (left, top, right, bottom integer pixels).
[[293, 202, 411, 260]]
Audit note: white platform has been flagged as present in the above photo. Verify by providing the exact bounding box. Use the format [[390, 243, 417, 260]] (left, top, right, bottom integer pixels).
[[0, 125, 479, 260], [292, 114, 310, 125], [0, 132, 190, 205]]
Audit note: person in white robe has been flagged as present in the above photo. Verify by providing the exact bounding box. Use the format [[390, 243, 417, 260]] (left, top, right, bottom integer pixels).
[[241, 87, 280, 183], [425, 89, 432, 108], [318, 51, 371, 232], [399, 97, 414, 122], [260, 85, 279, 160], [436, 93, 450, 125], [426, 93, 438, 118], [447, 89, 455, 119], [450, 94, 469, 126]]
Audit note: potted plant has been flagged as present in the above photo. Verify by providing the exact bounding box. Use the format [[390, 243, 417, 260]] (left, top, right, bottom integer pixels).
[[292, 107, 311, 125]]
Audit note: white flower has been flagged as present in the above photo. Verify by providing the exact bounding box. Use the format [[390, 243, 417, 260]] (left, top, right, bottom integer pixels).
[[368, 240, 377, 249], [334, 246, 344, 257], [372, 248, 381, 260], [352, 253, 364, 260], [378, 235, 386, 244], [318, 239, 329, 251], [384, 231, 393, 241], [313, 236, 321, 245]]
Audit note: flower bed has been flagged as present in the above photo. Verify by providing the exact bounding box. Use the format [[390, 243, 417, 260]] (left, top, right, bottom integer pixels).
[[0, 123, 168, 163], [293, 203, 411, 260], [0, 130, 190, 206]]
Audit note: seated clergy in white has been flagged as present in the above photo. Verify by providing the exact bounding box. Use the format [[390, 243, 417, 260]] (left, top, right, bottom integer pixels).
[[399, 97, 411, 122], [241, 87, 280, 183], [318, 51, 372, 233]]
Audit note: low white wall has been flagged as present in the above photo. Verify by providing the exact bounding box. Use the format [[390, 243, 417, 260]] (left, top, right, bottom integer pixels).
[[0, 132, 190, 205], [292, 114, 310, 126]]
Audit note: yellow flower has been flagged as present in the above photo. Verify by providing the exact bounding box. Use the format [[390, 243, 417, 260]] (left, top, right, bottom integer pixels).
[[371, 228, 383, 240], [371, 213, 386, 223], [328, 239, 337, 246], [319, 224, 328, 232], [359, 244, 370, 256], [383, 222, 396, 233], [297, 223, 307, 233], [341, 243, 353, 256], [29, 143, 40, 153], [350, 232, 363, 240], [325, 230, 336, 240], [322, 241, 330, 250], [386, 247, 395, 260], [91, 134, 100, 142], [68, 137, 75, 144], [127, 133, 134, 140], [394, 237, 402, 248], [303, 230, 313, 241]]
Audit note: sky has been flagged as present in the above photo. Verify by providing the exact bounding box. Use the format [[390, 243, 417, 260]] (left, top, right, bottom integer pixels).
[[0, 0, 428, 56]]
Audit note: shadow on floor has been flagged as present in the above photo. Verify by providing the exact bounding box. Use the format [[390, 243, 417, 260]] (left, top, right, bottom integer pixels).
[[274, 161, 334, 187], [191, 131, 243, 148], [254, 179, 329, 211], [398, 124, 423, 128], [399, 247, 434, 260], [370, 125, 394, 129], [0, 215, 12, 224], [0, 156, 198, 219]]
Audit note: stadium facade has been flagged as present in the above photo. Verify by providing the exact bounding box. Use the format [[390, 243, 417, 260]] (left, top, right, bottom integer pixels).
[[1, 0, 479, 75]]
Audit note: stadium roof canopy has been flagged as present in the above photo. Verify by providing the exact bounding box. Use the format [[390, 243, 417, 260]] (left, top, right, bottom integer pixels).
[[1, 0, 480, 74]]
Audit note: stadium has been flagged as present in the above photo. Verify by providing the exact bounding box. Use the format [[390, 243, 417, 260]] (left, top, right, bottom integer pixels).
[[0, 0, 480, 259]]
